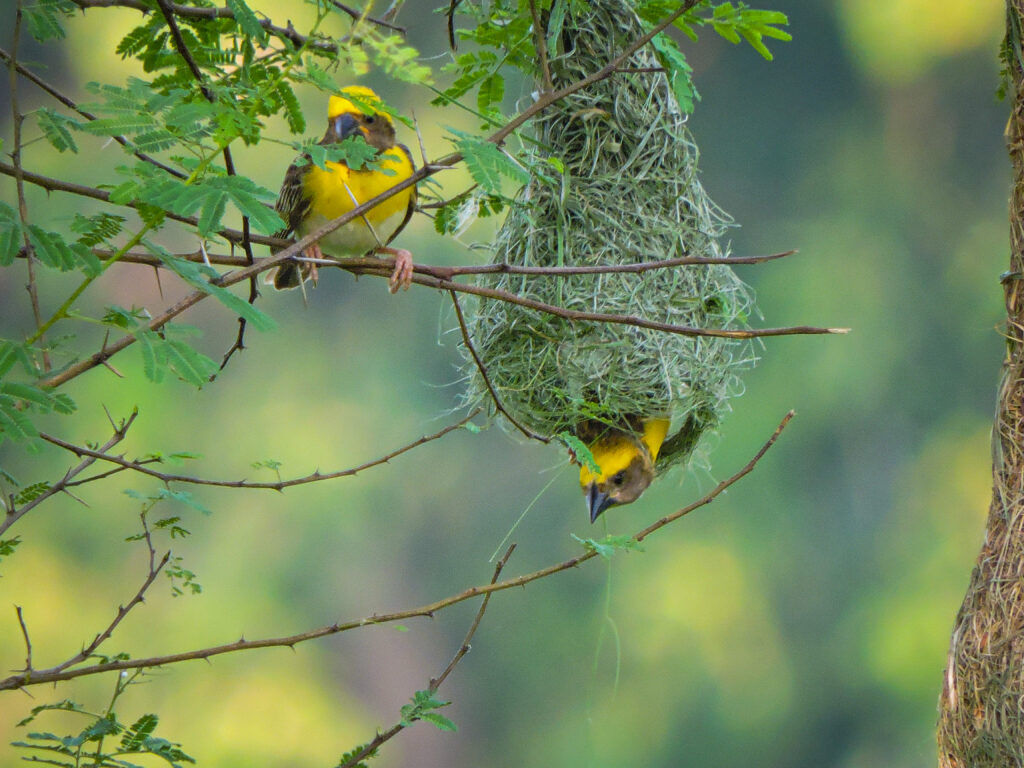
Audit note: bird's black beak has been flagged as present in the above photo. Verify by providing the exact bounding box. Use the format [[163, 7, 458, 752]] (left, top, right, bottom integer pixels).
[[333, 112, 360, 141], [587, 483, 614, 523]]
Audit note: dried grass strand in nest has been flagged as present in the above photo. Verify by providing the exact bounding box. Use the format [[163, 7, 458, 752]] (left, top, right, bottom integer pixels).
[[461, 0, 757, 472]]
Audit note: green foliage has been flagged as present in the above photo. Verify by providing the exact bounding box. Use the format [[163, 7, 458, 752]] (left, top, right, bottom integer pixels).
[[449, 130, 529, 193], [572, 533, 645, 558], [432, 190, 505, 236], [336, 743, 379, 768], [23, 0, 75, 42], [35, 107, 79, 153], [399, 690, 457, 732], [12, 703, 195, 768], [0, 380, 75, 445], [558, 432, 601, 474], [0, 536, 22, 566]]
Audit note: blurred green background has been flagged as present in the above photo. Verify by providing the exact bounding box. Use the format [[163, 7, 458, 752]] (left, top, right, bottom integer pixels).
[[0, 0, 1009, 766]]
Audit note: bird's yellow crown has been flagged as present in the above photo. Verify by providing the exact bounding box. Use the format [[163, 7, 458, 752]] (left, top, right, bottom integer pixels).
[[329, 86, 391, 123], [578, 419, 669, 486]]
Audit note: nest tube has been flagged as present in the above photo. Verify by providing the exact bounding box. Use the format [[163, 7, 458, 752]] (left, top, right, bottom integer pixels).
[[460, 0, 758, 473]]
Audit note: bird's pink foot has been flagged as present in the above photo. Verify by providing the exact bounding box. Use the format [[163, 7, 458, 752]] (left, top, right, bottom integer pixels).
[[378, 246, 414, 293], [303, 243, 323, 285]]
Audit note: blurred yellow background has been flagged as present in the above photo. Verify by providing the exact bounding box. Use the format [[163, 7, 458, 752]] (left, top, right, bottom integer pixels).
[[0, 1, 1008, 766]]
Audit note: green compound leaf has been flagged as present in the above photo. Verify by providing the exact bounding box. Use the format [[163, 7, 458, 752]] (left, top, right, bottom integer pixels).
[[450, 130, 528, 193], [36, 107, 79, 152], [226, 0, 268, 44]]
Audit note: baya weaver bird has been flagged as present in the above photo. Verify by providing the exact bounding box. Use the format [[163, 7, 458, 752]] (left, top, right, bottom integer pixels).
[[577, 418, 669, 523], [269, 86, 417, 293], [577, 415, 702, 522]]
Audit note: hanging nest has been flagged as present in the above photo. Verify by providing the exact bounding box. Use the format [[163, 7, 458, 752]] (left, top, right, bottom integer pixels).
[[460, 0, 757, 471]]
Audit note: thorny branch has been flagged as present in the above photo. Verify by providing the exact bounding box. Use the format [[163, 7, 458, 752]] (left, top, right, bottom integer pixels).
[[337, 544, 516, 768], [12, 536, 171, 685], [7, 3, 47, 366], [11, 0, 719, 392], [0, 47, 186, 179], [150, 0, 258, 372], [0, 410, 139, 537], [70, 0, 341, 52], [18, 244, 798, 274], [0, 411, 793, 691], [36, 411, 479, 491]]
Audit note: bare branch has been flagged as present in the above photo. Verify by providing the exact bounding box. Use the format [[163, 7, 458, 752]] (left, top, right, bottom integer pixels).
[[15, 606, 31, 673], [449, 289, 550, 443], [25, 246, 798, 275], [38, 411, 479, 490], [0, 411, 792, 691], [339, 544, 516, 768], [47, 549, 171, 678], [329, 0, 407, 33], [529, 0, 554, 93], [0, 410, 139, 538]]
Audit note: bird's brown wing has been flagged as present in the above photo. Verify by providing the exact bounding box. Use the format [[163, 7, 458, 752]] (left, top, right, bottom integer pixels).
[[269, 160, 313, 289], [275, 159, 312, 238], [384, 143, 417, 246]]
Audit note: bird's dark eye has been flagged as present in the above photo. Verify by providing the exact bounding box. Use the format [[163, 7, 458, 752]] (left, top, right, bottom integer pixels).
[[612, 471, 626, 486], [364, 114, 376, 125]]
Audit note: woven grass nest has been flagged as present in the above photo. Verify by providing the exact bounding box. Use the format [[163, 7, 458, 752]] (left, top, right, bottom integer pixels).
[[460, 0, 757, 472]]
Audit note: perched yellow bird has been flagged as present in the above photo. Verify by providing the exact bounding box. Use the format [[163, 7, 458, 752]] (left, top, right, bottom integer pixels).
[[269, 86, 417, 293]]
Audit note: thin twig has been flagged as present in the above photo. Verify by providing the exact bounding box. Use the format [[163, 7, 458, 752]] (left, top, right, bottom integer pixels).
[[449, 290, 549, 443], [38, 411, 479, 490], [446, 0, 463, 50], [0, 411, 139, 537], [48, 550, 171, 677], [529, 0, 554, 93], [69, 0, 337, 52], [329, 0, 406, 32], [0, 412, 792, 691], [338, 544, 516, 768], [0, 47, 186, 179], [7, 3, 47, 368], [15, 606, 31, 673]]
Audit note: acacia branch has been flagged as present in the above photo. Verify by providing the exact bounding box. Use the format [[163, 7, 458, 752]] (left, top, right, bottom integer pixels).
[[21, 246, 798, 274], [27, 1, 792, 390], [69, 0, 335, 52], [38, 411, 478, 490], [338, 544, 515, 768], [150, 0, 257, 372], [0, 411, 792, 691], [0, 410, 139, 537], [0, 47, 186, 179], [0, 161, 286, 249], [7, 5, 47, 366]]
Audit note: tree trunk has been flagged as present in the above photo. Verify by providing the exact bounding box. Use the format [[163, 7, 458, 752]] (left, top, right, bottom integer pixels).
[[936, 4, 1024, 765]]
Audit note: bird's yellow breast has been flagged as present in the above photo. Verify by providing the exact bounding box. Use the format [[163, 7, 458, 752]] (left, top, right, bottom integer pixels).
[[303, 150, 414, 244]]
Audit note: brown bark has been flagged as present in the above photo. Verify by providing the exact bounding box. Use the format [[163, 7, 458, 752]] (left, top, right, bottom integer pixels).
[[936, 4, 1024, 765]]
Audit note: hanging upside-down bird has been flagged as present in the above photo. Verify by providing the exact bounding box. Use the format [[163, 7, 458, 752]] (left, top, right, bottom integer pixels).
[[268, 86, 417, 293], [577, 415, 703, 522]]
